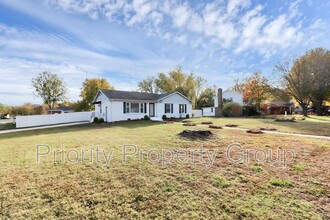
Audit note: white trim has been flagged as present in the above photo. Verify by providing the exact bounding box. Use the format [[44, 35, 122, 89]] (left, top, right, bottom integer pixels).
[[158, 92, 192, 103]]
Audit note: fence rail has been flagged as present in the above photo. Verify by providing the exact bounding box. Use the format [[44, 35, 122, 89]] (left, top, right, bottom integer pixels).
[[16, 112, 94, 128]]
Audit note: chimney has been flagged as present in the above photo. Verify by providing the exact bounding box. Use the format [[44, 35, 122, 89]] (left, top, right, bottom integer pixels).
[[215, 88, 223, 117]]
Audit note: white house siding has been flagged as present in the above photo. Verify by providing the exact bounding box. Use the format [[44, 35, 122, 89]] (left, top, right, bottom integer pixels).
[[110, 100, 149, 122], [202, 107, 215, 116], [94, 92, 111, 121], [157, 94, 192, 118], [214, 90, 244, 107]]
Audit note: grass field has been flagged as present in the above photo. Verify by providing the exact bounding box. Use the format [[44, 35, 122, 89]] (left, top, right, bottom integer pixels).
[[0, 118, 329, 219]]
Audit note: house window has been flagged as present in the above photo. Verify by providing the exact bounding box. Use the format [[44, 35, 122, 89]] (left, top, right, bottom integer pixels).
[[165, 103, 172, 113], [211, 108, 213, 112], [126, 102, 130, 113], [140, 103, 144, 113], [179, 104, 187, 113], [124, 102, 145, 114], [130, 103, 140, 113], [99, 104, 102, 113]]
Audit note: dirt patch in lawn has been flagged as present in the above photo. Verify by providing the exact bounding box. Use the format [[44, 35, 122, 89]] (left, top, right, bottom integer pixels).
[[209, 125, 223, 129], [201, 121, 213, 125], [178, 129, 213, 140], [183, 123, 197, 126], [246, 129, 264, 134], [225, 124, 239, 127], [260, 127, 277, 131]]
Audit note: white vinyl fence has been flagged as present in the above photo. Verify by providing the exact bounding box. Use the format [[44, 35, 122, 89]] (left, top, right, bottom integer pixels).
[[16, 112, 95, 128], [192, 110, 203, 118]]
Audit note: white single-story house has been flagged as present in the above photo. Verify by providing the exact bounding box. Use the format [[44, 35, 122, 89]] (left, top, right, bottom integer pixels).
[[93, 89, 192, 122]]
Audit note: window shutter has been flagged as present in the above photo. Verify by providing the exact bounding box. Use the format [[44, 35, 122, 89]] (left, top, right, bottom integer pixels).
[[164, 104, 166, 113], [123, 102, 126, 113], [171, 104, 173, 113], [144, 103, 147, 113], [184, 105, 187, 113]]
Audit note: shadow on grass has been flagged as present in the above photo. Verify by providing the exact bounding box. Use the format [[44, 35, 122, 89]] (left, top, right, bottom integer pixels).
[[0, 120, 165, 140]]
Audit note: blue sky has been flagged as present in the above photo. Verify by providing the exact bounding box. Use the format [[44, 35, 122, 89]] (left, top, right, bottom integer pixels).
[[0, 0, 329, 105]]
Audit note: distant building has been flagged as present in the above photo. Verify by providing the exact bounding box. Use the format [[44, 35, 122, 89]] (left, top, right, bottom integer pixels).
[[264, 101, 294, 115], [47, 107, 74, 114], [202, 88, 244, 117]]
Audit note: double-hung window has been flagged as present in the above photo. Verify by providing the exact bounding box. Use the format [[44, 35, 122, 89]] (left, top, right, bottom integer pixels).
[[165, 103, 172, 113], [130, 103, 140, 113], [179, 104, 187, 113]]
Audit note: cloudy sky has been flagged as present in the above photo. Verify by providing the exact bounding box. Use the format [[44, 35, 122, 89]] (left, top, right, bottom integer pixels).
[[0, 0, 329, 105]]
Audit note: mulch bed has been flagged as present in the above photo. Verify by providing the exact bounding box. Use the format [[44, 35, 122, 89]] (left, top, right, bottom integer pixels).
[[183, 123, 197, 126], [201, 121, 213, 125], [260, 127, 277, 131], [225, 124, 239, 127], [209, 125, 223, 129], [179, 129, 213, 139], [182, 120, 192, 123], [246, 129, 264, 134]]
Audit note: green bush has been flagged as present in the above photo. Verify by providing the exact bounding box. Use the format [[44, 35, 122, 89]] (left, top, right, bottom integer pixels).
[[223, 102, 242, 117], [186, 114, 190, 119], [93, 117, 98, 123], [144, 115, 150, 120], [162, 115, 167, 120], [98, 118, 104, 123]]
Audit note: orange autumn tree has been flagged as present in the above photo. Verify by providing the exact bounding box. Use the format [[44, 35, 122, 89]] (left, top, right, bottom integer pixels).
[[243, 72, 270, 111]]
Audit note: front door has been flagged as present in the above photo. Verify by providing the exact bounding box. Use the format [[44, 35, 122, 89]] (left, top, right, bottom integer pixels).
[[149, 103, 155, 117]]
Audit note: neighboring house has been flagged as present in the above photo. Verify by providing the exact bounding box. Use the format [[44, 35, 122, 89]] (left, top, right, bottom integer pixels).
[[47, 107, 74, 114], [93, 89, 192, 122], [264, 101, 294, 115], [214, 89, 244, 107], [202, 89, 244, 117]]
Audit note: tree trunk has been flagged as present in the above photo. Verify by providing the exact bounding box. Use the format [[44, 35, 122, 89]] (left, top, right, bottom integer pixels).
[[316, 100, 323, 116], [302, 106, 308, 117]]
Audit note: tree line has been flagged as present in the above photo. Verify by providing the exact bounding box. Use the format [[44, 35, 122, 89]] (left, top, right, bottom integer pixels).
[[2, 47, 328, 116]]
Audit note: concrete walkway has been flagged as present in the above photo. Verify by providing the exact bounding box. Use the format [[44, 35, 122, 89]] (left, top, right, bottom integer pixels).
[[0, 122, 90, 134]]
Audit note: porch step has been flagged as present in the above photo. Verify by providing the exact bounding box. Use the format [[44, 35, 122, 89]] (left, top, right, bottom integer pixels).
[[150, 117, 163, 122]]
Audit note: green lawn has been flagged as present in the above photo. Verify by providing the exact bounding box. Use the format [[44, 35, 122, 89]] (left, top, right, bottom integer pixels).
[[0, 120, 329, 219], [0, 123, 15, 130]]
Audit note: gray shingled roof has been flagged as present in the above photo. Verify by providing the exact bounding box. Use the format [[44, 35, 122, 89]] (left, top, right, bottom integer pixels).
[[100, 89, 173, 101]]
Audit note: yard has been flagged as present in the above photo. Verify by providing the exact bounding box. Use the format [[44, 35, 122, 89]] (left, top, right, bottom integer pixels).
[[0, 117, 329, 219]]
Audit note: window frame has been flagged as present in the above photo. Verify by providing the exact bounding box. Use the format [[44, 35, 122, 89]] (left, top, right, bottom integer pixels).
[[179, 104, 187, 113], [165, 103, 172, 113], [125, 102, 145, 114]]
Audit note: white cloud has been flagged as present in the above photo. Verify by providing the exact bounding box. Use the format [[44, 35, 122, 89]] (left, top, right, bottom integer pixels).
[[40, 0, 322, 54]]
